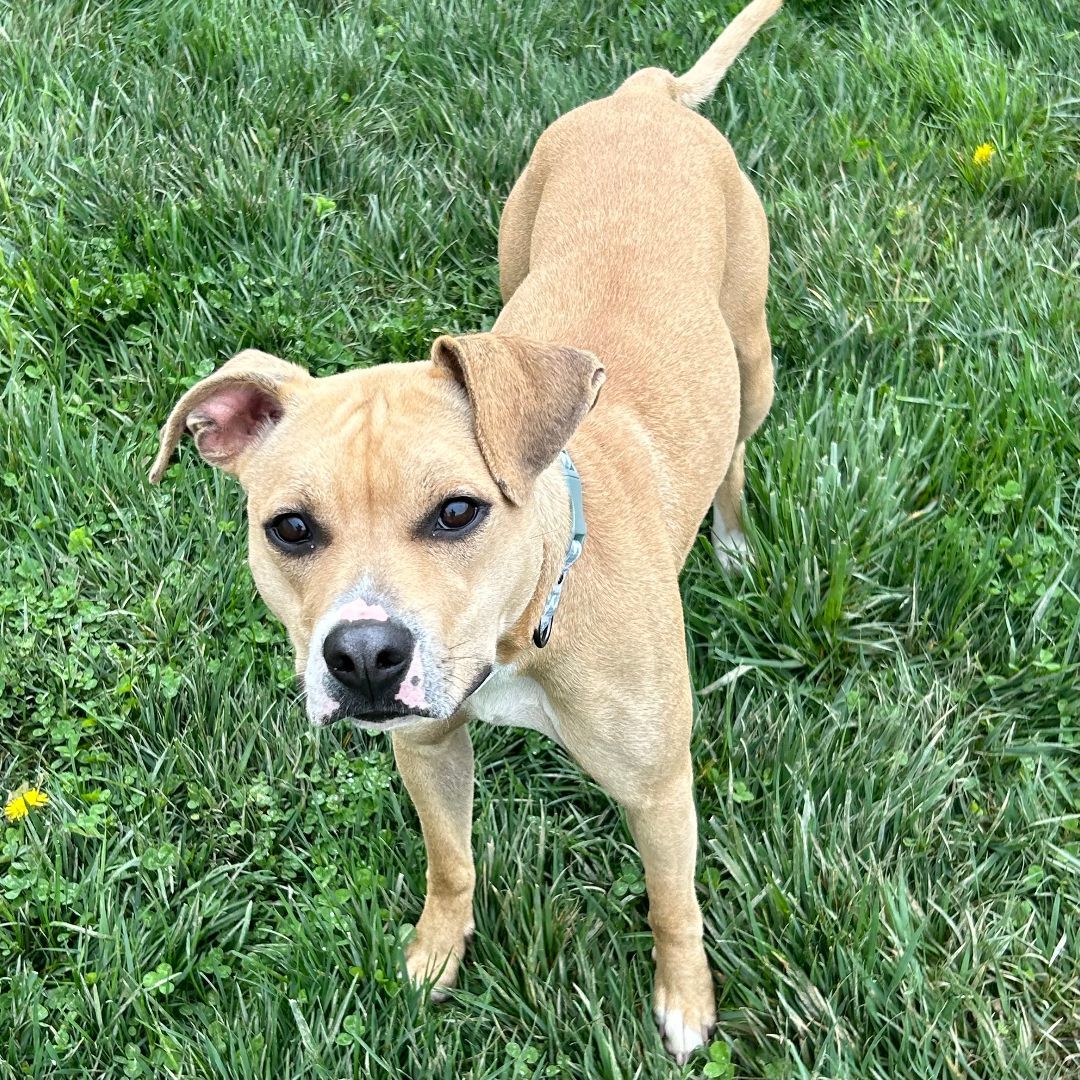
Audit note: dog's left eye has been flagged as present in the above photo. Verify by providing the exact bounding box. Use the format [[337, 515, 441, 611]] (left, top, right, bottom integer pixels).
[[266, 512, 317, 553], [434, 498, 484, 535]]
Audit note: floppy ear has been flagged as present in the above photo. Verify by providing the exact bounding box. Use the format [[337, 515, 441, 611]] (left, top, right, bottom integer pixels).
[[148, 349, 311, 483], [431, 332, 605, 505]]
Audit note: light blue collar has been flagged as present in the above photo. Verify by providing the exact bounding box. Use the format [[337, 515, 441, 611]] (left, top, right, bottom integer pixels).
[[466, 452, 585, 703], [532, 449, 586, 649]]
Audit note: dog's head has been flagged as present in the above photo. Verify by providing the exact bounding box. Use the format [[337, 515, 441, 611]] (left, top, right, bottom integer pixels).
[[151, 334, 604, 733]]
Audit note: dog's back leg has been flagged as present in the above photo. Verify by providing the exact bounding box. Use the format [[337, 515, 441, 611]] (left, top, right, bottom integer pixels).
[[712, 172, 773, 565]]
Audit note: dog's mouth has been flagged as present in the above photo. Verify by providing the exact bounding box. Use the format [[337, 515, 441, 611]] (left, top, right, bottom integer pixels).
[[319, 700, 434, 732], [462, 663, 493, 699], [346, 710, 434, 733], [308, 664, 493, 732]]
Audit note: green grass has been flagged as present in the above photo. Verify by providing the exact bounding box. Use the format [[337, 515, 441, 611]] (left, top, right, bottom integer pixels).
[[2, 0, 1078, 1076]]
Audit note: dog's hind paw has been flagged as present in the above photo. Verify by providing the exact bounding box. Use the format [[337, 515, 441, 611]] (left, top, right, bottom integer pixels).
[[710, 523, 752, 572]]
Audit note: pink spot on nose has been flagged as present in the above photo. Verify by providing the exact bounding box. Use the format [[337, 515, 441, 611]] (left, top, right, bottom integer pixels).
[[337, 599, 388, 623], [395, 650, 428, 709]]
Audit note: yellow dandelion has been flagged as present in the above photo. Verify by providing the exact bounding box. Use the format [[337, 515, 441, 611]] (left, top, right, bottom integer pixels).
[[972, 143, 996, 167], [3, 788, 49, 823]]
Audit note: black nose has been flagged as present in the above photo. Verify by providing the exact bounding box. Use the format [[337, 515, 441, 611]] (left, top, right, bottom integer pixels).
[[323, 619, 415, 705]]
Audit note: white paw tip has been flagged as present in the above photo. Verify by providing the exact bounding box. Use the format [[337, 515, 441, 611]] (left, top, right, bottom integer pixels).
[[656, 1006, 708, 1062], [711, 526, 750, 570]]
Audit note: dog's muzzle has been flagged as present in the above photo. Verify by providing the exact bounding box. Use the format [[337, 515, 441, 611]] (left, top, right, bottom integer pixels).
[[304, 588, 490, 730], [317, 616, 429, 723]]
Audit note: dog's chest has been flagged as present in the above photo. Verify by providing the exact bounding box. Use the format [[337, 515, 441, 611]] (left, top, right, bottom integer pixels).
[[463, 667, 564, 746]]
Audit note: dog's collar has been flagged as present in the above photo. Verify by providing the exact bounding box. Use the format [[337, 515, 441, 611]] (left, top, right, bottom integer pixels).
[[469, 452, 585, 702], [532, 449, 586, 649]]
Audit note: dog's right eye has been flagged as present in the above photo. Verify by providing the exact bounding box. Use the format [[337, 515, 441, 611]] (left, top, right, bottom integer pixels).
[[266, 513, 317, 554]]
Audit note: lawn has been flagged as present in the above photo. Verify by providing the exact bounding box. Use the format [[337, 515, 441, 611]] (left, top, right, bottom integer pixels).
[[1, 0, 1078, 1076]]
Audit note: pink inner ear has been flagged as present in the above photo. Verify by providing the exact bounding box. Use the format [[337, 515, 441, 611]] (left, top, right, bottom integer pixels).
[[189, 384, 283, 463]]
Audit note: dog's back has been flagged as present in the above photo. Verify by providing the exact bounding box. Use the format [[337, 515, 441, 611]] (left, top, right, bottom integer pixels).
[[494, 0, 779, 561]]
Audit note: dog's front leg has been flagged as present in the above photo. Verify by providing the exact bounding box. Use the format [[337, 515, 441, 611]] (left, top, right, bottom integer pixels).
[[624, 762, 715, 1064], [392, 721, 475, 1000]]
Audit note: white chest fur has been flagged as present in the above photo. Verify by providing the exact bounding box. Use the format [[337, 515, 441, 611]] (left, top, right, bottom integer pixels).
[[463, 666, 564, 746]]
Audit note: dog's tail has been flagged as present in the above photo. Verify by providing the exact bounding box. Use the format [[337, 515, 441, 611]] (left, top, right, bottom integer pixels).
[[674, 0, 782, 106], [619, 0, 781, 108]]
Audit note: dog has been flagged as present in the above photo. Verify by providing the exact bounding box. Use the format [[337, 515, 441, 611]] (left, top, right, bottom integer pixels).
[[150, 0, 779, 1061]]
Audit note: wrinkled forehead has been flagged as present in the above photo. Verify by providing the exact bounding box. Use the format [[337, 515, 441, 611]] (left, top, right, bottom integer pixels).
[[244, 363, 491, 514]]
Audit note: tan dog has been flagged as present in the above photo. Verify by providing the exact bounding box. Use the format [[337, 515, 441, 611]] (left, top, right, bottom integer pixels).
[[150, 0, 779, 1061]]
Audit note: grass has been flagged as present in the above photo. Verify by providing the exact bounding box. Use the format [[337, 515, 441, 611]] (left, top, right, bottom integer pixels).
[[1, 0, 1078, 1076]]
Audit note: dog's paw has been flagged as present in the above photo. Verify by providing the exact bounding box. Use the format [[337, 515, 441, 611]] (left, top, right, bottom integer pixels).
[[405, 925, 472, 1002], [710, 524, 752, 573], [654, 1004, 710, 1064], [653, 965, 715, 1064]]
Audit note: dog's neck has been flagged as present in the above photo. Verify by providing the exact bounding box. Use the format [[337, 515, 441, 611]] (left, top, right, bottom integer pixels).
[[496, 456, 575, 663]]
